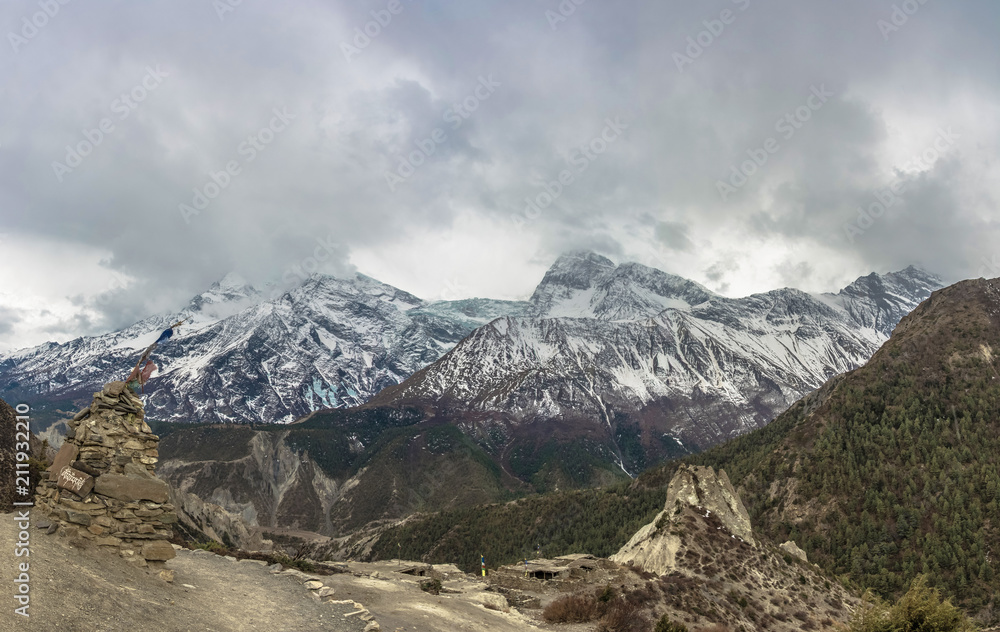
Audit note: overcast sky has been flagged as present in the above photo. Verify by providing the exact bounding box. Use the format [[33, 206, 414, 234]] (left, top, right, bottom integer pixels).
[[1, 0, 998, 352]]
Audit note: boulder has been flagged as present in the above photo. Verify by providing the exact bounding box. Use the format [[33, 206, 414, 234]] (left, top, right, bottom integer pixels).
[[65, 510, 93, 526], [104, 381, 127, 397], [95, 472, 169, 503], [141, 540, 176, 561], [780, 540, 808, 563]]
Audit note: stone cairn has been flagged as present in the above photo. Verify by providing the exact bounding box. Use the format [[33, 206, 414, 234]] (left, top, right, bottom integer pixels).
[[35, 381, 177, 566]]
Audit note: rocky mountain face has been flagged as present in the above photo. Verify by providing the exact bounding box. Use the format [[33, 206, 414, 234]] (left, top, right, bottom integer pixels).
[[373, 252, 943, 476], [155, 407, 520, 538], [150, 254, 939, 539], [0, 273, 529, 427]]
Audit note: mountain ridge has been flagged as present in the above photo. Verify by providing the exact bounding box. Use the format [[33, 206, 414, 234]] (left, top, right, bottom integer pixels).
[[369, 259, 943, 475], [0, 254, 940, 445]]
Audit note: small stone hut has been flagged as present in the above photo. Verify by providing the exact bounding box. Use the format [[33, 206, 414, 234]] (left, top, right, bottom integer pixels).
[[35, 381, 177, 565]]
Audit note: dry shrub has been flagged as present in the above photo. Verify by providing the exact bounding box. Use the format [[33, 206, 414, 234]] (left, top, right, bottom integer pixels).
[[597, 599, 651, 632], [625, 584, 656, 606], [543, 593, 598, 623]]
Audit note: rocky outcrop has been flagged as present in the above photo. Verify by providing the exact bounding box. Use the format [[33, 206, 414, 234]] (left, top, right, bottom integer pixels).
[[611, 465, 754, 575], [664, 465, 754, 545], [780, 540, 808, 563], [34, 382, 177, 564]]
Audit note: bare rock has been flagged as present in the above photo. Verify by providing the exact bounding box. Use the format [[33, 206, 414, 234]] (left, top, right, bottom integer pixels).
[[104, 381, 127, 396], [48, 443, 79, 481], [95, 472, 169, 503], [780, 540, 808, 563], [611, 464, 756, 575], [664, 464, 755, 545], [142, 540, 177, 561]]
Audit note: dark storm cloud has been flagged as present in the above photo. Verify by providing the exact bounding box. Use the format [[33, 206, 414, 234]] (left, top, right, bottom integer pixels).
[[1, 0, 998, 350]]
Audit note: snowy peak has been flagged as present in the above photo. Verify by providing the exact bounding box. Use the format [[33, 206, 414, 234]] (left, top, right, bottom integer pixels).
[[836, 266, 941, 301], [187, 272, 262, 317], [292, 273, 424, 312], [376, 259, 945, 471], [529, 251, 716, 320], [529, 251, 615, 315], [0, 269, 532, 426], [823, 266, 944, 336]]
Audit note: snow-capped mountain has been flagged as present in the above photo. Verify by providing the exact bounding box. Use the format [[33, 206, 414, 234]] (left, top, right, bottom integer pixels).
[[372, 252, 943, 473], [1, 250, 941, 461], [0, 273, 529, 425], [528, 252, 716, 319]]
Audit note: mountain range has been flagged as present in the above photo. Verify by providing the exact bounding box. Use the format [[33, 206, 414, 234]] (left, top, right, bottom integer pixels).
[[140, 254, 944, 539], [0, 272, 527, 427], [366, 276, 1000, 623], [1, 252, 940, 447], [371, 252, 942, 474]]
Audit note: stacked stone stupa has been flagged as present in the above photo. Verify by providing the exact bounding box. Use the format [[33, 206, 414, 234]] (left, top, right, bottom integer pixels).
[[35, 381, 177, 565]]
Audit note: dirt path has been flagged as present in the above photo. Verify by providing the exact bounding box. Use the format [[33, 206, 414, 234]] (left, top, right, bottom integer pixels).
[[311, 561, 546, 632], [0, 514, 564, 632], [0, 516, 371, 632]]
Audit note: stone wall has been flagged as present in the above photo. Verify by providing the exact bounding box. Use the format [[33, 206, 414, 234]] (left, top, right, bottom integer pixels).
[[34, 381, 176, 565]]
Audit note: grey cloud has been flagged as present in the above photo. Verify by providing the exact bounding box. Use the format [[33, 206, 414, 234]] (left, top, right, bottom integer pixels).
[[0, 308, 21, 336], [655, 221, 695, 252], [1, 0, 999, 348]]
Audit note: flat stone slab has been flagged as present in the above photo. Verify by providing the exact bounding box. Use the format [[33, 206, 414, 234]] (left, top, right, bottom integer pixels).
[[95, 472, 169, 503], [57, 466, 95, 497], [49, 443, 79, 481]]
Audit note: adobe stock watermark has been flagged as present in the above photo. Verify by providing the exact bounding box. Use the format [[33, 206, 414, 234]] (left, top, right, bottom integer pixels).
[[385, 75, 501, 192], [439, 278, 470, 302], [341, 0, 413, 61], [878, 0, 933, 42], [94, 267, 137, 306], [716, 84, 833, 201], [843, 127, 959, 243], [213, 0, 243, 22], [52, 65, 170, 182], [673, 0, 752, 73], [12, 403, 33, 618], [510, 116, 630, 230], [268, 233, 342, 299], [8, 0, 72, 55], [179, 107, 296, 225], [977, 255, 1000, 279], [544, 0, 587, 31]]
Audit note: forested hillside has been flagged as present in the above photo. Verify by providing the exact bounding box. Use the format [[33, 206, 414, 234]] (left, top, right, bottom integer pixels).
[[687, 278, 1000, 617], [368, 278, 1000, 623]]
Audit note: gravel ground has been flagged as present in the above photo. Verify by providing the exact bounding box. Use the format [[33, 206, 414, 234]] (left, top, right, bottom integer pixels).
[[0, 515, 371, 632]]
